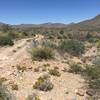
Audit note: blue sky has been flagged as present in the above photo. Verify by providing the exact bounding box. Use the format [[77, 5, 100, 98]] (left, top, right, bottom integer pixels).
[[0, 0, 100, 24]]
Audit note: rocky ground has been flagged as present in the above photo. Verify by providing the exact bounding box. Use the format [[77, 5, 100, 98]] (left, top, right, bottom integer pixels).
[[0, 35, 99, 100]]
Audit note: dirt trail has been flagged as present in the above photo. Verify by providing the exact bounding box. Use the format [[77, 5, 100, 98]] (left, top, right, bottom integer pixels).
[[0, 38, 32, 76]]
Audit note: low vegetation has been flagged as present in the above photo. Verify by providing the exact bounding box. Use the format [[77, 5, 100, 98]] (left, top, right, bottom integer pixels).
[[92, 56, 100, 66], [68, 64, 83, 74], [26, 93, 40, 100], [11, 84, 18, 90], [30, 46, 54, 60], [68, 63, 100, 98], [49, 68, 61, 77], [16, 65, 27, 72], [0, 83, 15, 100], [0, 36, 14, 46], [33, 75, 53, 91], [60, 39, 85, 56]]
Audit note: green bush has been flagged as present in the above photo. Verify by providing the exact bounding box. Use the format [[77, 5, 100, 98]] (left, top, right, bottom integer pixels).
[[85, 65, 100, 91], [7, 32, 19, 39], [88, 37, 99, 43], [97, 40, 100, 48], [0, 36, 14, 46], [30, 47, 54, 60], [85, 65, 100, 79], [60, 39, 85, 56], [68, 64, 83, 74], [92, 56, 100, 66], [89, 79, 100, 89], [42, 40, 57, 49]]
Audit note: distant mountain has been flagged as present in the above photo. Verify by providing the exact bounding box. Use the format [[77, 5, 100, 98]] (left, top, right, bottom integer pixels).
[[66, 14, 100, 30], [39, 22, 67, 27], [78, 14, 100, 28], [13, 24, 37, 28], [0, 14, 100, 30], [0, 22, 6, 26], [13, 22, 67, 28]]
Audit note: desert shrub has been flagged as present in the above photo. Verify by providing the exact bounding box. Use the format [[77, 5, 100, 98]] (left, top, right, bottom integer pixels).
[[88, 79, 100, 90], [33, 75, 53, 91], [43, 63, 50, 67], [84, 65, 100, 93], [85, 65, 100, 79], [0, 77, 7, 84], [42, 40, 57, 49], [68, 64, 83, 74], [49, 69, 61, 77], [0, 84, 15, 100], [88, 37, 99, 43], [92, 56, 100, 66], [97, 40, 100, 48], [30, 47, 54, 60], [11, 84, 18, 90], [16, 65, 27, 72], [34, 67, 40, 72], [60, 39, 85, 56], [7, 32, 19, 39], [26, 93, 40, 100], [0, 36, 14, 46]]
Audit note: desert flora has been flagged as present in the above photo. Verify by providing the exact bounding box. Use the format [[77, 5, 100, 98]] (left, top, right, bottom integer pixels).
[[85, 65, 100, 79], [0, 83, 15, 100], [0, 77, 7, 84], [60, 39, 85, 56], [0, 36, 14, 46], [33, 75, 53, 91], [92, 56, 100, 66], [68, 64, 83, 74], [11, 84, 18, 90], [26, 93, 40, 100], [16, 65, 27, 72], [43, 63, 50, 67], [49, 69, 61, 77], [41, 40, 57, 49], [34, 67, 40, 72], [97, 40, 100, 48], [88, 37, 99, 43], [30, 47, 54, 60]]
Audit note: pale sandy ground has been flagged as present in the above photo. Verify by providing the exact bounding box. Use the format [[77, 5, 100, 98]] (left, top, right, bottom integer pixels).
[[0, 36, 98, 100]]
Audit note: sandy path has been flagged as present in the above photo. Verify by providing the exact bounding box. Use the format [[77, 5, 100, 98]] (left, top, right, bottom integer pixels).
[[0, 38, 32, 78]]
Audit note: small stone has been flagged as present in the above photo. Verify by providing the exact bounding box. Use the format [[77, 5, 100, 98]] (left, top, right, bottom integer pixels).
[[86, 89, 95, 96], [75, 89, 85, 96]]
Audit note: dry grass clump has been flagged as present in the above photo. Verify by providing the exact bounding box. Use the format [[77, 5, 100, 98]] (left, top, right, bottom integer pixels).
[[16, 65, 27, 72], [11, 84, 18, 90], [30, 46, 54, 60], [49, 68, 61, 77], [0, 77, 7, 84]]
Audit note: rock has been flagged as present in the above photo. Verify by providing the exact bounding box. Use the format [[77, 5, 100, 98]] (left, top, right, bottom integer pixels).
[[86, 89, 95, 96], [75, 89, 85, 96]]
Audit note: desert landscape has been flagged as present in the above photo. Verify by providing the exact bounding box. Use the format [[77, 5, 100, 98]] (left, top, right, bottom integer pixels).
[[0, 14, 100, 100]]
